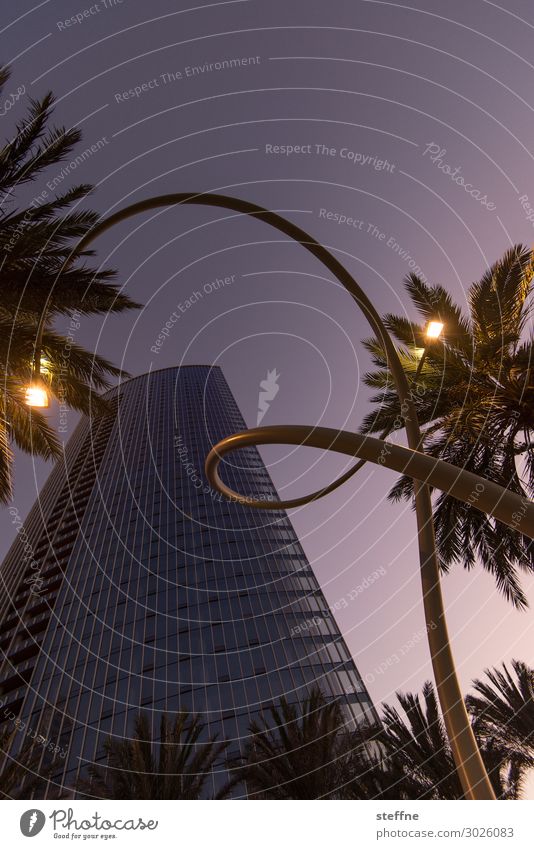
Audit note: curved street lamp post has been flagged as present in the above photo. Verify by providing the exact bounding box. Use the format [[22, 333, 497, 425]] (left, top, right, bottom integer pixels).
[[28, 193, 534, 799]]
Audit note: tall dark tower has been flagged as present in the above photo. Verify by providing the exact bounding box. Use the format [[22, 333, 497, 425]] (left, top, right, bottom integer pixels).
[[0, 366, 378, 797]]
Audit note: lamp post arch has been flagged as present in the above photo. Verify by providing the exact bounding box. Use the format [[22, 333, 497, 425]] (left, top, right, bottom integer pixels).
[[33, 191, 512, 799]]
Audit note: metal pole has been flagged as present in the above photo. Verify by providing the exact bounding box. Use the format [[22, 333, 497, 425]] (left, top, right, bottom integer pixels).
[[205, 425, 534, 541]]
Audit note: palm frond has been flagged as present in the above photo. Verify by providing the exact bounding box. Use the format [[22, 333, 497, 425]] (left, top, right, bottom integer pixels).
[[80, 711, 229, 800], [467, 660, 534, 760], [359, 247, 534, 606]]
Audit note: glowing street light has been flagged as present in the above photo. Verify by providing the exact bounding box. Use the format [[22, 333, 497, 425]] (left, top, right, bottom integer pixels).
[[24, 354, 51, 408], [414, 322, 444, 380], [24, 383, 49, 408], [426, 320, 444, 339]]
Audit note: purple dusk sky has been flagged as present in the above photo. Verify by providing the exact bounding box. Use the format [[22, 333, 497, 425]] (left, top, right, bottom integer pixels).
[[2, 0, 533, 794]]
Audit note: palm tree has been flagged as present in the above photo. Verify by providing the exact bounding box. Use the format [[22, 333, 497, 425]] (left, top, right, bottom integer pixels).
[[0, 66, 137, 319], [370, 681, 527, 799], [80, 711, 229, 800], [0, 319, 128, 499], [360, 246, 534, 608], [467, 660, 534, 765], [0, 66, 141, 502], [0, 724, 53, 799], [234, 688, 371, 799]]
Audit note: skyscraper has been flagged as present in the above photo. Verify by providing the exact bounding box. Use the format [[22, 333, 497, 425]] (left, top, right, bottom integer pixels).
[[0, 366, 377, 797]]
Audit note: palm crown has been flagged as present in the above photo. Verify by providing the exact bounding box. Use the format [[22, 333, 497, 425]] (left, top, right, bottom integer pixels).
[[235, 688, 369, 799], [0, 67, 137, 319], [372, 680, 526, 800], [80, 711, 229, 800], [361, 246, 534, 607], [467, 659, 534, 766], [0, 67, 141, 502]]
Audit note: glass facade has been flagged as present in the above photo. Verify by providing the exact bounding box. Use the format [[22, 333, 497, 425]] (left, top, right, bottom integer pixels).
[[0, 366, 377, 797]]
